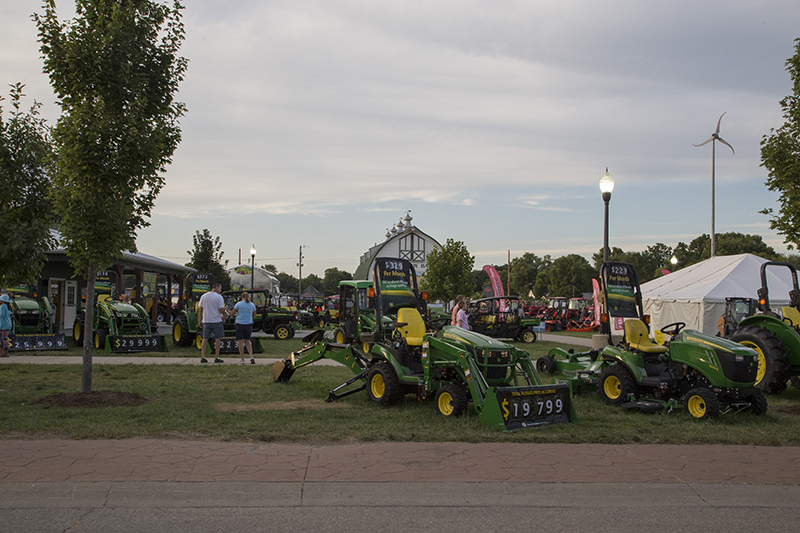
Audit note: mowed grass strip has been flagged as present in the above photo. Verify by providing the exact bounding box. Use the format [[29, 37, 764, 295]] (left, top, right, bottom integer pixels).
[[2, 357, 800, 444]]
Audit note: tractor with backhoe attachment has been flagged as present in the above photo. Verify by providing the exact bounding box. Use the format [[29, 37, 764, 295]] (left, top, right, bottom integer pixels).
[[6, 286, 67, 351], [273, 258, 574, 430]]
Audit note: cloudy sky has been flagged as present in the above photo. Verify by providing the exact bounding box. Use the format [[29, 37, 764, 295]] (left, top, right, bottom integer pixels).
[[3, 1, 799, 277]]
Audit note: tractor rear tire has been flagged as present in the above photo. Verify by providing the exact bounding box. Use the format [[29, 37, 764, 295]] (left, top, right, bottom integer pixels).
[[93, 329, 107, 351], [366, 362, 403, 406], [274, 324, 292, 340], [536, 355, 556, 375], [520, 328, 537, 344], [435, 384, 468, 418], [749, 389, 768, 415], [172, 316, 191, 346], [73, 316, 85, 346], [731, 325, 791, 394], [598, 365, 637, 406], [683, 387, 720, 420]]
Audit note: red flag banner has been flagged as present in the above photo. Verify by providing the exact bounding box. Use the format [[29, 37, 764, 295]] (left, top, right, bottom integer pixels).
[[483, 265, 506, 311]]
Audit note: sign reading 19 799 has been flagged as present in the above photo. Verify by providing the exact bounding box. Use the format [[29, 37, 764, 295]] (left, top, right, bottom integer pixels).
[[495, 384, 571, 430], [110, 335, 162, 352]]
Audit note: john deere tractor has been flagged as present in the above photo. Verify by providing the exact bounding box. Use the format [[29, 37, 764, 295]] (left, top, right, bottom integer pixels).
[[172, 273, 213, 347], [74, 291, 166, 353], [729, 261, 800, 394], [6, 286, 67, 351], [594, 262, 765, 419], [273, 258, 574, 430]]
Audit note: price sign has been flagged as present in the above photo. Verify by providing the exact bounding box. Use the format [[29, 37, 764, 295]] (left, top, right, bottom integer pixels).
[[495, 384, 571, 430], [110, 335, 164, 352], [9, 333, 68, 351]]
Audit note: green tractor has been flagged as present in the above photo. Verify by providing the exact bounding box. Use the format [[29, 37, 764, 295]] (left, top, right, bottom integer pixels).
[[594, 262, 765, 419], [273, 258, 574, 430], [171, 273, 213, 347], [466, 296, 540, 343], [330, 280, 381, 346], [729, 261, 800, 394], [6, 286, 67, 351], [73, 272, 167, 353]]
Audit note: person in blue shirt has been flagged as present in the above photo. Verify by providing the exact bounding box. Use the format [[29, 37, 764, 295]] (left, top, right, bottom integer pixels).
[[231, 292, 257, 364], [0, 294, 12, 357]]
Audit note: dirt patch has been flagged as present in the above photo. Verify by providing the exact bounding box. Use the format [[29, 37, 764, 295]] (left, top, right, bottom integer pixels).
[[32, 390, 150, 408], [216, 399, 354, 412], [774, 405, 800, 416]]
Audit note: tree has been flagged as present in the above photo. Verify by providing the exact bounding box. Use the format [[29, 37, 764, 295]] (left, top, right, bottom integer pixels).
[[260, 264, 278, 274], [36, 0, 187, 393], [276, 272, 298, 294], [186, 229, 231, 291], [322, 267, 352, 295], [421, 239, 475, 303], [761, 38, 800, 249], [673, 233, 779, 267], [533, 254, 594, 298], [509, 253, 551, 297], [303, 274, 323, 293], [0, 83, 55, 285]]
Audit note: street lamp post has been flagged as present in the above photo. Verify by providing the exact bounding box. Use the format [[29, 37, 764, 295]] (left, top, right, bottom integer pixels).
[[250, 245, 256, 290], [599, 168, 615, 263]]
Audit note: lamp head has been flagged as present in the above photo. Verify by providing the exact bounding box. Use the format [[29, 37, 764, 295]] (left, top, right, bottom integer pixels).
[[599, 168, 614, 199], [250, 245, 256, 257]]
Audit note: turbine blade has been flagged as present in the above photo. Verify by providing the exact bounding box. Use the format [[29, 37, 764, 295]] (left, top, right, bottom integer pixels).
[[693, 137, 714, 147], [717, 136, 735, 155], [715, 112, 727, 134]]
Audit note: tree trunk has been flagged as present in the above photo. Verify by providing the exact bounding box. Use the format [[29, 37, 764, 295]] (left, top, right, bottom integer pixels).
[[81, 267, 96, 393]]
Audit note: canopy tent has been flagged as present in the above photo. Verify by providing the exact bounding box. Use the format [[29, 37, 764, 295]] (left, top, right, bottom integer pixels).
[[228, 265, 280, 294], [641, 254, 795, 336]]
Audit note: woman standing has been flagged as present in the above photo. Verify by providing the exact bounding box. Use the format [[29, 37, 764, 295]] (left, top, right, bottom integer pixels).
[[231, 292, 257, 364], [0, 294, 12, 357]]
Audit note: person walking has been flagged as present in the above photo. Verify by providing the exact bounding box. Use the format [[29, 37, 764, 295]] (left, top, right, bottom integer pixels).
[[231, 292, 257, 365], [0, 294, 12, 357], [456, 300, 471, 331], [450, 294, 465, 326], [198, 283, 227, 363]]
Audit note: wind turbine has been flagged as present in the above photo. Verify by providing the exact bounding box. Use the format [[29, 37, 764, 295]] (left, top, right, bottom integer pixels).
[[694, 112, 735, 258]]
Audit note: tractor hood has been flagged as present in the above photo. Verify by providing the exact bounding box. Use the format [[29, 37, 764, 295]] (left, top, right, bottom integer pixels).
[[106, 301, 140, 314], [12, 297, 40, 312], [677, 329, 757, 356], [439, 326, 515, 351]]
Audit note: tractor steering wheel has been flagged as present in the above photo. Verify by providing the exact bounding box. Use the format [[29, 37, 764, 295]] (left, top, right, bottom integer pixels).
[[660, 322, 686, 337]]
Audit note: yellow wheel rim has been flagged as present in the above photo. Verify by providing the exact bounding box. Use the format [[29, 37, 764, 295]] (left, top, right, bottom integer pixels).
[[686, 394, 707, 418], [173, 324, 181, 342], [277, 327, 289, 339], [740, 341, 766, 384], [438, 392, 454, 415], [370, 373, 385, 399], [363, 342, 371, 354], [94, 333, 101, 349], [523, 331, 534, 343], [603, 375, 621, 399], [73, 326, 81, 342], [335, 331, 345, 343], [195, 334, 203, 350]]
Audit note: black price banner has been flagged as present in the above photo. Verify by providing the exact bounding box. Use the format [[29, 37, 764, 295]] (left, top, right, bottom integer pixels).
[[10, 334, 68, 351], [110, 335, 163, 352], [496, 384, 571, 430]]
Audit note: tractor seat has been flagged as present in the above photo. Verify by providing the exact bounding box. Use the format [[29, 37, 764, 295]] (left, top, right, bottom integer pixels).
[[624, 319, 667, 354], [397, 307, 426, 347], [782, 306, 800, 328]]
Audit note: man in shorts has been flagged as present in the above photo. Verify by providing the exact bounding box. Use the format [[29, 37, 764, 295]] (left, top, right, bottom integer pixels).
[[198, 283, 227, 363]]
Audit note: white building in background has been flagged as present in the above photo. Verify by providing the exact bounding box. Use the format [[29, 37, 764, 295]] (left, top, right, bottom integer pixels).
[[354, 212, 442, 280], [227, 264, 281, 294]]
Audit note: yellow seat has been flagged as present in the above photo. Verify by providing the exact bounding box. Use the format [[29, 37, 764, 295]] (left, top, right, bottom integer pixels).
[[397, 307, 426, 347], [782, 307, 800, 328], [624, 319, 667, 354]]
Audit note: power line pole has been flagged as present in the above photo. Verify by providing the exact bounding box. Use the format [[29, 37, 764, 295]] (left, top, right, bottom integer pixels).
[[297, 245, 304, 295]]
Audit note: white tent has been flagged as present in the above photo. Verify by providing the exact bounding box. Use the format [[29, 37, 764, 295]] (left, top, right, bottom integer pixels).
[[641, 254, 795, 336], [228, 265, 280, 294]]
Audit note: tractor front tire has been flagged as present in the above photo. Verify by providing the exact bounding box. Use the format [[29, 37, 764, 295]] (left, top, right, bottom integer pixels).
[[366, 362, 403, 406], [195, 332, 204, 350], [435, 384, 468, 418], [536, 355, 556, 375], [274, 324, 292, 340], [749, 390, 768, 415], [731, 325, 791, 394], [520, 327, 537, 344], [93, 329, 107, 351], [73, 316, 85, 346], [172, 316, 191, 346], [683, 387, 720, 420], [334, 327, 349, 344], [598, 365, 637, 406]]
